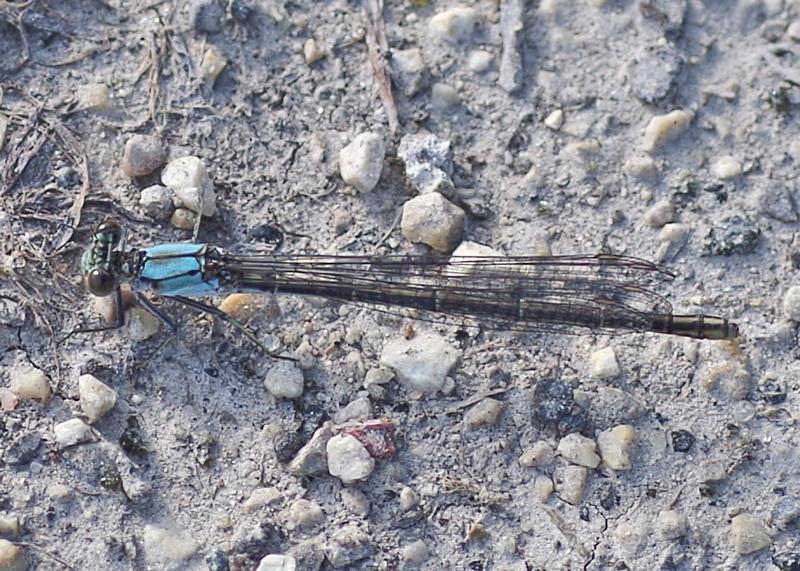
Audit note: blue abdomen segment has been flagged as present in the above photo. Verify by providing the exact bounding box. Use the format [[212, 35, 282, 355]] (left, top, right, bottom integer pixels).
[[134, 243, 221, 297]]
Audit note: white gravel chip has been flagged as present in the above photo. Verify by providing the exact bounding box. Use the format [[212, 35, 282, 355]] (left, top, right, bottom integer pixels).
[[782, 286, 800, 321], [287, 499, 324, 530], [0, 115, 8, 152], [399, 486, 420, 511], [657, 510, 688, 539], [519, 440, 555, 468], [467, 50, 494, 73], [200, 46, 227, 83], [428, 5, 479, 41], [398, 132, 454, 195], [431, 83, 460, 111], [121, 134, 167, 177], [463, 398, 504, 429], [710, 155, 742, 179], [380, 332, 459, 393], [257, 554, 297, 571], [544, 109, 564, 130], [401, 540, 430, 563], [533, 475, 554, 502], [78, 374, 117, 423], [126, 306, 160, 341], [623, 155, 658, 181], [597, 425, 636, 470], [264, 360, 304, 399], [590, 346, 620, 379], [0, 539, 25, 571], [243, 487, 283, 512], [139, 184, 174, 219], [333, 397, 372, 423], [161, 156, 217, 217], [77, 83, 112, 111], [143, 524, 199, 568], [557, 433, 601, 468], [644, 199, 676, 227], [553, 464, 589, 505], [54, 418, 93, 447], [326, 434, 375, 484], [642, 109, 692, 153], [338, 132, 385, 192], [10, 368, 51, 401], [170, 207, 197, 230], [401, 192, 465, 253], [303, 38, 324, 64], [730, 513, 771, 555]]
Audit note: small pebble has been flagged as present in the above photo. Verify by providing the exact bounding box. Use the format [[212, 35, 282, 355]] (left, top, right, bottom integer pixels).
[[701, 362, 752, 401], [325, 525, 374, 568], [657, 510, 688, 539], [399, 486, 420, 511], [467, 50, 494, 73], [257, 554, 297, 571], [557, 433, 601, 468], [401, 192, 465, 253], [54, 418, 93, 447], [0, 539, 25, 571], [431, 83, 460, 111], [0, 388, 18, 412], [702, 216, 760, 256], [126, 306, 160, 341], [782, 286, 800, 321], [518, 440, 555, 468], [45, 483, 72, 500], [710, 155, 742, 179], [642, 109, 692, 153], [170, 208, 197, 230], [161, 156, 217, 217], [243, 487, 282, 512], [264, 360, 304, 399], [218, 293, 257, 320], [77, 83, 112, 111], [332, 207, 353, 235], [730, 513, 771, 554], [544, 109, 564, 130], [139, 185, 175, 219], [287, 499, 324, 529], [628, 45, 682, 103], [659, 222, 689, 244], [338, 132, 385, 193], [333, 397, 372, 423], [671, 429, 695, 453], [200, 46, 227, 83], [644, 200, 676, 228], [447, 241, 502, 277], [0, 514, 20, 536], [553, 464, 589, 505], [463, 398, 504, 429], [428, 5, 479, 42], [340, 489, 370, 516], [788, 20, 800, 41], [380, 332, 459, 393], [533, 475, 554, 502], [401, 540, 430, 563], [289, 422, 333, 476], [597, 425, 636, 470], [143, 524, 199, 567], [391, 48, 426, 96], [623, 155, 658, 182], [398, 133, 454, 195], [10, 369, 51, 401], [589, 346, 620, 380], [121, 134, 167, 177], [78, 374, 117, 423], [326, 434, 375, 484], [303, 38, 324, 64]]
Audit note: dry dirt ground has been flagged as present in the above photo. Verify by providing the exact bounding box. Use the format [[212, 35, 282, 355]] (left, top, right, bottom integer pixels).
[[1, 0, 799, 570]]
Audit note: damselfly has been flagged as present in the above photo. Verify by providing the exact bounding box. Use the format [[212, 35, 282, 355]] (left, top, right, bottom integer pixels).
[[79, 219, 739, 347]]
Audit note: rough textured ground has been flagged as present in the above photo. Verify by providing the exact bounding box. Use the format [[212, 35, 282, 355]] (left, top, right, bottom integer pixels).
[[1, 0, 799, 570]]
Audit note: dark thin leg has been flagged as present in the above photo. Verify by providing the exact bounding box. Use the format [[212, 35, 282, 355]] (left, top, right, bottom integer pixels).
[[60, 286, 126, 344], [169, 295, 297, 362], [134, 291, 178, 333]]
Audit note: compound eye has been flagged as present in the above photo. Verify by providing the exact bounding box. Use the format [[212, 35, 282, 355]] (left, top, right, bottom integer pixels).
[[87, 268, 116, 297]]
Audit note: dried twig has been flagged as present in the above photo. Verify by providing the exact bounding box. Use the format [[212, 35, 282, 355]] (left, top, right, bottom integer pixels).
[[362, 0, 399, 134]]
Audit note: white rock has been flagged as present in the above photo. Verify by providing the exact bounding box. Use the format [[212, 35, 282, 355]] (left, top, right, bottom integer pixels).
[[10, 369, 51, 401], [303, 38, 324, 64], [326, 434, 375, 484], [0, 115, 8, 152], [0, 539, 25, 571], [77, 83, 112, 111], [401, 192, 465, 253], [287, 499, 324, 529], [200, 46, 226, 83], [518, 440, 555, 468], [399, 486, 420, 511], [54, 418, 93, 447], [126, 306, 160, 341], [121, 134, 167, 177], [597, 425, 636, 470], [642, 109, 692, 153], [243, 487, 282, 512], [467, 50, 494, 73], [557, 433, 600, 468], [711, 155, 742, 179], [380, 332, 459, 393], [431, 83, 460, 111], [333, 397, 372, 423], [391, 48, 426, 96], [788, 20, 800, 41], [447, 241, 502, 277], [338, 132, 385, 192], [553, 464, 589, 505], [398, 133, 454, 195], [264, 360, 304, 399], [533, 475, 554, 502], [257, 554, 297, 571], [142, 524, 199, 567], [544, 109, 564, 130], [161, 156, 216, 217], [170, 207, 197, 230], [782, 286, 800, 320], [45, 483, 72, 500], [0, 514, 20, 536], [139, 184, 174, 219], [730, 513, 771, 554], [658, 222, 689, 244], [78, 374, 117, 423], [623, 155, 658, 181], [400, 540, 429, 563], [657, 509, 688, 539], [590, 347, 620, 379], [463, 398, 504, 429], [428, 6, 479, 42], [644, 200, 676, 228]]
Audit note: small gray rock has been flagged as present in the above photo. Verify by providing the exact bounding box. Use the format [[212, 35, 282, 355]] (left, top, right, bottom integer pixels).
[[121, 134, 167, 177], [139, 185, 175, 219], [628, 45, 682, 104]]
